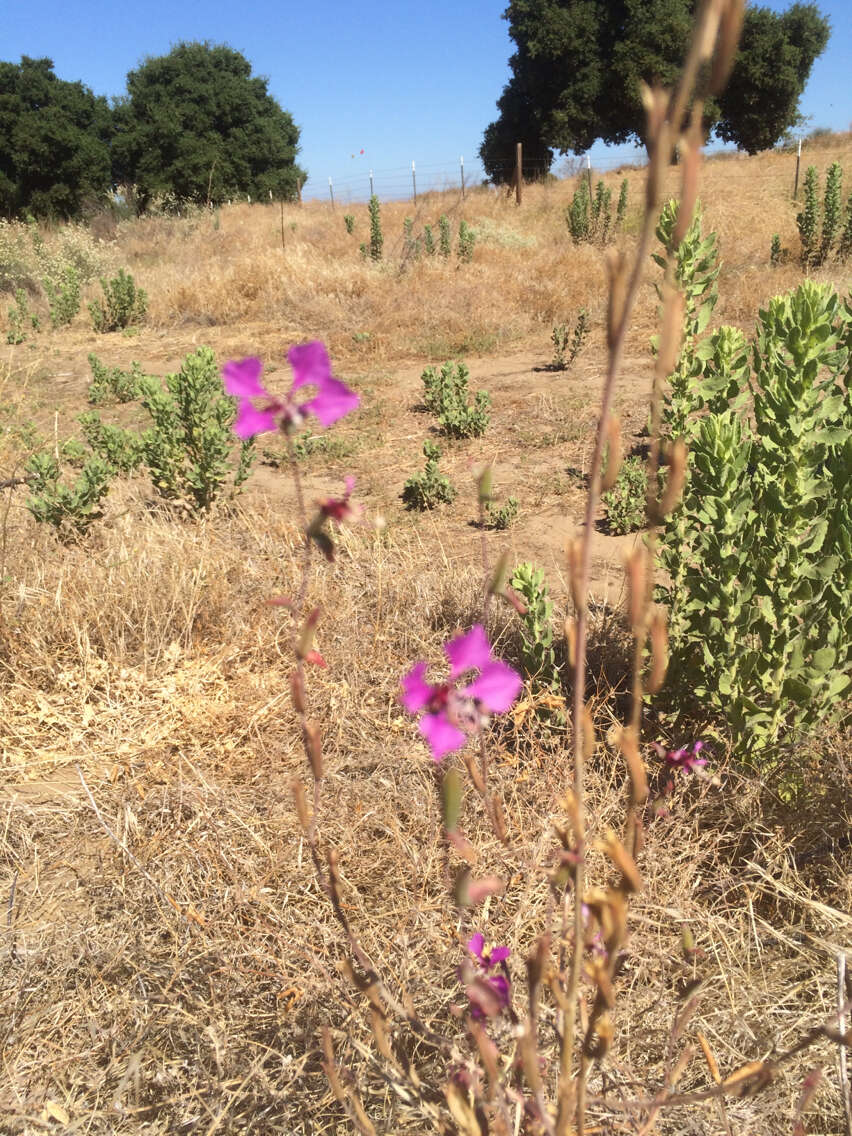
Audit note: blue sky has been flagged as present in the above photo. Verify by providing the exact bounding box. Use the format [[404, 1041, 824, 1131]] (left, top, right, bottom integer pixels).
[[5, 0, 850, 202]]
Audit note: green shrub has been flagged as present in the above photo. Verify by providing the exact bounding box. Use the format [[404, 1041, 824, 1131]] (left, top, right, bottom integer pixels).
[[438, 214, 451, 257], [87, 353, 146, 404], [402, 440, 456, 510], [485, 494, 518, 530], [770, 233, 782, 265], [138, 346, 254, 511], [25, 451, 112, 536], [796, 165, 820, 266], [615, 178, 629, 229], [818, 161, 842, 264], [6, 289, 39, 344], [660, 280, 852, 755], [423, 224, 436, 256], [44, 265, 81, 328], [457, 220, 476, 263], [602, 456, 646, 534], [89, 269, 147, 333], [510, 563, 560, 692], [567, 178, 618, 245], [421, 360, 490, 438], [368, 196, 383, 262], [551, 308, 589, 370], [343, 213, 355, 235], [78, 412, 144, 474]]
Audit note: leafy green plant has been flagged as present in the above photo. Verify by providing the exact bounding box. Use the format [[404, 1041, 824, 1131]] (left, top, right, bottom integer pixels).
[[457, 220, 476, 263], [796, 165, 820, 266], [87, 353, 146, 404], [89, 269, 148, 333], [566, 179, 591, 243], [78, 412, 144, 475], [660, 280, 852, 756], [770, 233, 782, 265], [423, 224, 436, 256], [44, 265, 80, 328], [567, 178, 616, 244], [137, 346, 254, 511], [485, 494, 518, 529], [402, 217, 417, 259], [25, 451, 112, 536], [510, 563, 560, 691], [420, 360, 490, 438], [59, 437, 88, 467], [653, 200, 722, 441], [817, 160, 842, 264], [368, 195, 383, 261], [615, 178, 629, 229], [6, 289, 39, 344], [602, 455, 646, 534], [839, 192, 852, 262], [402, 440, 456, 510], [343, 213, 355, 235], [551, 308, 589, 370], [438, 214, 451, 258]]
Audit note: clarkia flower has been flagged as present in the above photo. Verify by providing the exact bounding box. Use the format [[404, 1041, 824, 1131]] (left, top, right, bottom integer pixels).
[[400, 625, 522, 762], [222, 341, 359, 440], [308, 476, 362, 562], [658, 740, 707, 776], [463, 933, 512, 1020]]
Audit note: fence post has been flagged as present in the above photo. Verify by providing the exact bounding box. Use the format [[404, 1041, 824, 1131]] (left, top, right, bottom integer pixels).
[[369, 169, 374, 197], [460, 155, 465, 199], [793, 137, 802, 200], [586, 154, 593, 199], [412, 161, 417, 205], [328, 178, 335, 210], [515, 142, 523, 206]]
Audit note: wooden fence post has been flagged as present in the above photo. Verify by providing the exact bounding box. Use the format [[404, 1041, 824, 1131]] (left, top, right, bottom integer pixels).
[[515, 142, 523, 206], [793, 137, 802, 200], [412, 161, 417, 205]]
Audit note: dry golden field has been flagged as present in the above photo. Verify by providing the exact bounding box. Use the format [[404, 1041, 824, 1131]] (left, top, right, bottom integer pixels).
[[1, 134, 851, 1134]]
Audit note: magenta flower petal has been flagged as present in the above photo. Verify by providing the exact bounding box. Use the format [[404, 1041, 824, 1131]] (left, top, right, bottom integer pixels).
[[467, 933, 485, 961], [234, 400, 277, 439], [223, 357, 268, 399], [419, 713, 466, 762], [464, 660, 522, 714], [303, 376, 360, 427], [446, 624, 492, 679], [288, 341, 332, 391], [488, 946, 511, 964], [401, 663, 433, 713]]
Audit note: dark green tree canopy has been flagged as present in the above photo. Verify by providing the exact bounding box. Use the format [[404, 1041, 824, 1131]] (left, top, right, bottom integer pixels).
[[112, 42, 306, 208], [480, 1, 830, 180], [0, 56, 112, 219]]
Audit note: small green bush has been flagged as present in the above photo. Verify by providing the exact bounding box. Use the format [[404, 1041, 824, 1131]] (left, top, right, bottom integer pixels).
[[423, 224, 436, 256], [368, 196, 383, 262], [87, 353, 146, 404], [25, 451, 112, 536], [89, 269, 148, 333], [138, 346, 254, 511], [485, 494, 518, 529], [438, 214, 451, 258], [511, 563, 560, 692], [421, 360, 490, 439], [44, 265, 80, 328], [602, 456, 646, 534], [457, 220, 476, 263], [6, 289, 39, 344], [402, 440, 456, 510], [78, 412, 144, 474], [343, 213, 355, 235], [551, 308, 589, 370]]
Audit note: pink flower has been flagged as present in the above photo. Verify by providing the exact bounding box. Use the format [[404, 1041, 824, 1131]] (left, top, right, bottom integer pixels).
[[222, 342, 359, 439], [319, 476, 360, 523], [400, 625, 522, 761], [463, 933, 512, 1020], [657, 740, 708, 776], [308, 477, 361, 562]]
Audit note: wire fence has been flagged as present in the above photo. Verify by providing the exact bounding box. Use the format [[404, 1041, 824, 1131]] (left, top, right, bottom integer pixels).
[[300, 140, 837, 206]]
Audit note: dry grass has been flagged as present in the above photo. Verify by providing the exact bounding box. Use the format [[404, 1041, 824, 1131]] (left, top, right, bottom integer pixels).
[[1, 136, 851, 1134]]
